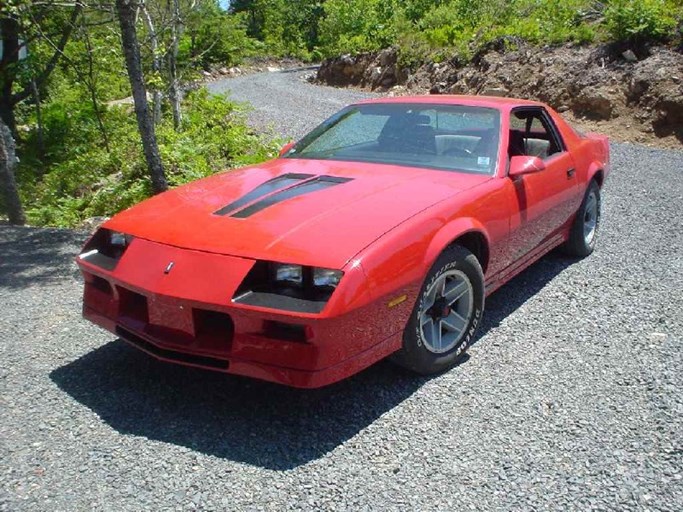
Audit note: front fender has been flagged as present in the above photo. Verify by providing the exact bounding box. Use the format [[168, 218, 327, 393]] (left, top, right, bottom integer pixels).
[[424, 217, 491, 274]]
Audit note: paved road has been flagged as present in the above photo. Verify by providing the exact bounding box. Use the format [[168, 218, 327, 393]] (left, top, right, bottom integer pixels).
[[1, 70, 682, 511]]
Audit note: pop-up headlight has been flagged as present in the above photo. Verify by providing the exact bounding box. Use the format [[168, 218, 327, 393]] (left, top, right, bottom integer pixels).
[[313, 267, 343, 289], [272, 263, 304, 287], [78, 228, 133, 270], [233, 261, 345, 313]]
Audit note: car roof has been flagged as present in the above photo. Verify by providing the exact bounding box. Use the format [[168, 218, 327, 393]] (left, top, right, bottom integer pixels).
[[355, 95, 546, 111]]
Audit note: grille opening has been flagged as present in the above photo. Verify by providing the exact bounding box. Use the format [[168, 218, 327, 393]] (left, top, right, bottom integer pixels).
[[117, 287, 149, 324], [193, 309, 234, 351], [263, 320, 309, 343], [84, 273, 113, 295], [116, 326, 229, 371]]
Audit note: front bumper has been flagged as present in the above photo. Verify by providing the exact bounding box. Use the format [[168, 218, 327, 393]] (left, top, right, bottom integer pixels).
[[77, 238, 410, 388]]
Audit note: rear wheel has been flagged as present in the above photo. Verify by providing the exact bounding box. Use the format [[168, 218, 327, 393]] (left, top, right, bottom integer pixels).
[[392, 245, 485, 375], [564, 180, 601, 257]]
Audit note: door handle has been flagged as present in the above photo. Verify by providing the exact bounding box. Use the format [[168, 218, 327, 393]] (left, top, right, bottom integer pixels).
[[566, 168, 576, 178]]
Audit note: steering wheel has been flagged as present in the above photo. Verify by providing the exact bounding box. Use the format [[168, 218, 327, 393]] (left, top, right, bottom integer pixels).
[[443, 147, 472, 157]]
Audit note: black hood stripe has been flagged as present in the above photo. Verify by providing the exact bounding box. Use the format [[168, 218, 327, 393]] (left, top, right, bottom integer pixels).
[[214, 173, 314, 216], [231, 175, 353, 219]]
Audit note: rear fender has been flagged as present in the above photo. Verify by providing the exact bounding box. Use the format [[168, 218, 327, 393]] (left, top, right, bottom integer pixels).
[[587, 162, 605, 188]]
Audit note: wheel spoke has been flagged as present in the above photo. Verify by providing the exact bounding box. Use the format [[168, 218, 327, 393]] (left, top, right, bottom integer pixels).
[[442, 311, 467, 333], [424, 282, 439, 310], [418, 269, 475, 354], [431, 320, 442, 351], [444, 279, 469, 304]]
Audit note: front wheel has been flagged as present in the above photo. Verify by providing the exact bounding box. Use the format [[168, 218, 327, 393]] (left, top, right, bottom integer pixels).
[[392, 245, 485, 375], [564, 180, 601, 257]]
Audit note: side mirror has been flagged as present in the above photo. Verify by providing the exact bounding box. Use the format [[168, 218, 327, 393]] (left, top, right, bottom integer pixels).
[[279, 141, 295, 157], [509, 155, 545, 178]]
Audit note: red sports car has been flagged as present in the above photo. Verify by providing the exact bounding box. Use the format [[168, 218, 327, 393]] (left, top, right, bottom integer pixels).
[[77, 96, 609, 388]]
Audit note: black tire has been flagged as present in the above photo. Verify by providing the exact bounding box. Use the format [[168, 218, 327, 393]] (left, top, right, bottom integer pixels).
[[563, 180, 601, 257], [391, 245, 485, 375]]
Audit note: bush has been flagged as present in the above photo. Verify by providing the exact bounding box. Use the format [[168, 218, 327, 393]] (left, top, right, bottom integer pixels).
[[181, 8, 261, 67], [604, 0, 679, 43], [20, 89, 280, 227]]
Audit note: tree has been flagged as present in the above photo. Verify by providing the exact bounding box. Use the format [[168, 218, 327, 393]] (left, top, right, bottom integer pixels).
[[1, 1, 83, 224], [140, 2, 162, 124], [167, 0, 182, 129], [0, 117, 26, 225], [0, 1, 83, 135], [115, 0, 168, 194]]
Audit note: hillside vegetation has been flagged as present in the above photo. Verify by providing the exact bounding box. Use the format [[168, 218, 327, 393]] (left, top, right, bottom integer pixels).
[[2, 0, 681, 227], [314, 0, 682, 66]]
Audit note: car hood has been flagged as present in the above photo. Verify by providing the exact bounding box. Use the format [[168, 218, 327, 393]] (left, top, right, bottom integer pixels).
[[105, 158, 490, 269]]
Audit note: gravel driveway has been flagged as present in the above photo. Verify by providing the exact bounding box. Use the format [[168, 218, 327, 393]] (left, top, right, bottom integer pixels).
[[1, 69, 682, 511]]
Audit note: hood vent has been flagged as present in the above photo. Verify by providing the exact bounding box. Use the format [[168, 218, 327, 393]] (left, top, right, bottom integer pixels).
[[215, 174, 353, 219], [214, 173, 314, 216]]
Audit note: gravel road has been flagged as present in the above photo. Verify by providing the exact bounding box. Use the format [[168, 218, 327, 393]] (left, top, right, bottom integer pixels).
[[1, 69, 682, 511], [206, 67, 373, 139]]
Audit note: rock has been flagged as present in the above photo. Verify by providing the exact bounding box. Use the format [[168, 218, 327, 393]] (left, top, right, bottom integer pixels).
[[267, 66, 281, 73], [378, 48, 397, 68], [622, 50, 638, 63], [572, 87, 616, 120], [79, 216, 110, 233], [557, 105, 570, 113], [482, 87, 508, 97], [369, 66, 383, 85], [219, 67, 229, 75], [430, 82, 447, 94], [387, 85, 407, 97]]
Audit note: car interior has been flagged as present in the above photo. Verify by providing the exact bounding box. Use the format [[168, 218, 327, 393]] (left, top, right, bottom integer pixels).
[[508, 110, 563, 160], [292, 105, 503, 174]]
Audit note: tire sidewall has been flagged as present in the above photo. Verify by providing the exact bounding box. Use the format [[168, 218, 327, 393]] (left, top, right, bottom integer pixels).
[[401, 247, 485, 374], [584, 181, 601, 252]]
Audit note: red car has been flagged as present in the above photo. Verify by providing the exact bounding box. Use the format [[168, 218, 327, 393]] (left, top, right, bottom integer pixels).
[[77, 96, 609, 388]]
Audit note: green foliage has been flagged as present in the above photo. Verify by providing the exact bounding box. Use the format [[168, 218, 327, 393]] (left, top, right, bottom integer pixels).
[[604, 0, 680, 42], [318, 0, 401, 56], [20, 89, 279, 227], [181, 4, 262, 67], [315, 0, 680, 65], [230, 0, 324, 59]]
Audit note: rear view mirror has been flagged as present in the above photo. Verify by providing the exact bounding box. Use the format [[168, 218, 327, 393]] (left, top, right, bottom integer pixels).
[[279, 141, 295, 157], [509, 155, 545, 177]]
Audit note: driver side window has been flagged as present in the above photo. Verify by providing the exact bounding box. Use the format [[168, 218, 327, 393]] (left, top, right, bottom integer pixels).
[[509, 109, 563, 160]]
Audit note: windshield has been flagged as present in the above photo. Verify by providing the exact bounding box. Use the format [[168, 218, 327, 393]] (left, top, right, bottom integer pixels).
[[285, 103, 501, 175]]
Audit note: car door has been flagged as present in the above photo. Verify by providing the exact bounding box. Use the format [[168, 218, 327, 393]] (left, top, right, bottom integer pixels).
[[507, 107, 578, 260]]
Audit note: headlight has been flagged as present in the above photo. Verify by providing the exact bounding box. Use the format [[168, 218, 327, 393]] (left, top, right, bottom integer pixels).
[[313, 267, 343, 288], [233, 261, 345, 313], [272, 263, 303, 286], [110, 231, 131, 248], [78, 228, 133, 270]]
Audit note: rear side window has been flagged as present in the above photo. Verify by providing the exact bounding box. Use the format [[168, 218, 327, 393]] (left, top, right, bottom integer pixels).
[[509, 108, 565, 160]]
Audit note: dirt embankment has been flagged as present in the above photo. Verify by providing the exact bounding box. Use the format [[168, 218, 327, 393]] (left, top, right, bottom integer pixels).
[[316, 43, 683, 148]]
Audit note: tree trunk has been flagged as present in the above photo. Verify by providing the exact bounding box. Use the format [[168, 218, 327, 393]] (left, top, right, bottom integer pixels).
[[29, 78, 46, 163], [0, 16, 21, 136], [0, 118, 26, 225], [115, 0, 168, 194], [81, 19, 110, 151], [168, 0, 182, 130], [2, 4, 82, 136], [141, 4, 162, 124]]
